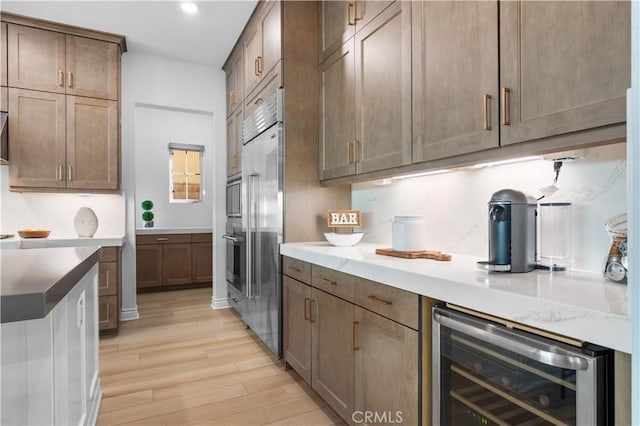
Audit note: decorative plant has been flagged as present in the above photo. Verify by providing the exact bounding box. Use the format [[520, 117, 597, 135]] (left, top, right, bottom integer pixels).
[[141, 200, 154, 227]]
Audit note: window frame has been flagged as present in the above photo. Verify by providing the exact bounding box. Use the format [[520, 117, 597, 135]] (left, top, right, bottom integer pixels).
[[168, 143, 205, 203]]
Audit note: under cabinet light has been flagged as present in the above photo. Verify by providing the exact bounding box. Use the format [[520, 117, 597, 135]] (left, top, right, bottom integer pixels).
[[392, 169, 452, 180], [470, 156, 541, 169]]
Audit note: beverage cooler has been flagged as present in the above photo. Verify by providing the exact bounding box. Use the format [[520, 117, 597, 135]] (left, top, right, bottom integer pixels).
[[432, 306, 613, 425]]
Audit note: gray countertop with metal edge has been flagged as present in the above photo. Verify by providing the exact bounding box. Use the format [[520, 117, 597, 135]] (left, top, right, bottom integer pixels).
[[1, 247, 100, 323]]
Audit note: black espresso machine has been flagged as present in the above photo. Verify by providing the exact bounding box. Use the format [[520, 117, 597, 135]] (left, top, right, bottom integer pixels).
[[477, 189, 537, 273]]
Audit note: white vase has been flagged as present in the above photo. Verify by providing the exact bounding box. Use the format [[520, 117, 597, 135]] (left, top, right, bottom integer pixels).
[[74, 207, 99, 237]]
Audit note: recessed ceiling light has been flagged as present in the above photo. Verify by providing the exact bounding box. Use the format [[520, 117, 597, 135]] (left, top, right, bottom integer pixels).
[[181, 2, 198, 14]]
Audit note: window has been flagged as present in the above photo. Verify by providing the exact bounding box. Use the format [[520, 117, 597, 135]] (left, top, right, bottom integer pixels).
[[169, 143, 204, 202]]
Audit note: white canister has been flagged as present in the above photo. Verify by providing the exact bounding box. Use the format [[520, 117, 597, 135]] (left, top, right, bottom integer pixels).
[[392, 216, 426, 252]]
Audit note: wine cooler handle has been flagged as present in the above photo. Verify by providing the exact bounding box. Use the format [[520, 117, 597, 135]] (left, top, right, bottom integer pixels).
[[433, 310, 590, 371]]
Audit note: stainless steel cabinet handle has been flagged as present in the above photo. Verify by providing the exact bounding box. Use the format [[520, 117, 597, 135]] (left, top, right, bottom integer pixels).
[[433, 310, 589, 371], [221, 234, 242, 243]]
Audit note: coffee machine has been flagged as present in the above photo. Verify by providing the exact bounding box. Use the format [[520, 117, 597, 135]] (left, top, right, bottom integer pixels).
[[477, 189, 537, 273]]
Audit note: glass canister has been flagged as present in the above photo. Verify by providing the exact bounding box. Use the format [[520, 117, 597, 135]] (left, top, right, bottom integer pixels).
[[392, 216, 426, 252], [538, 203, 572, 270]]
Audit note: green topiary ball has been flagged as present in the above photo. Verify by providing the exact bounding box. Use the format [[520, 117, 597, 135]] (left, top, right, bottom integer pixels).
[[142, 211, 154, 222], [141, 200, 154, 211]]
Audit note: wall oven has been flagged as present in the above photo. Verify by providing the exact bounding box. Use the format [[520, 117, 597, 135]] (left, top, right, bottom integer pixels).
[[222, 218, 245, 314], [226, 178, 241, 217], [433, 306, 613, 426]]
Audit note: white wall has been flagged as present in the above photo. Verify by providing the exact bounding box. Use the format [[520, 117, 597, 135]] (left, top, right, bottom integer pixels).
[[121, 52, 227, 320], [134, 105, 213, 228], [353, 143, 626, 273], [0, 167, 125, 237]]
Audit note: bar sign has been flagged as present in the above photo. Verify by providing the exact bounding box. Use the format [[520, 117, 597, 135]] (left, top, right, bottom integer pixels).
[[327, 210, 362, 228]]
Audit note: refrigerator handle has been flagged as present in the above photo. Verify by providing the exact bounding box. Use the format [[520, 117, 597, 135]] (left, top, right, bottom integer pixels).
[[246, 174, 253, 299], [254, 174, 262, 298], [247, 173, 260, 299]]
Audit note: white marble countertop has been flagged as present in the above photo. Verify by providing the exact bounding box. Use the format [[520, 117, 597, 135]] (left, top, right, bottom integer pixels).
[[0, 234, 125, 249], [135, 227, 212, 235], [280, 242, 631, 354]]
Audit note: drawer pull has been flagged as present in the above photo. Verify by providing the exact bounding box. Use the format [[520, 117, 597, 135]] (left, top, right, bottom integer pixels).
[[322, 278, 337, 286], [304, 297, 310, 321], [157, 238, 169, 242], [368, 294, 392, 306], [353, 321, 360, 351], [288, 266, 301, 273]]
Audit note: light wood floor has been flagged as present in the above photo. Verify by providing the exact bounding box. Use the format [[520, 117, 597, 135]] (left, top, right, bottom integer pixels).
[[97, 287, 343, 426]]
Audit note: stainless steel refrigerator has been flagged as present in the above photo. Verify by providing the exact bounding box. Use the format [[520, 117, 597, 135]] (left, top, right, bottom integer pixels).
[[240, 89, 283, 356]]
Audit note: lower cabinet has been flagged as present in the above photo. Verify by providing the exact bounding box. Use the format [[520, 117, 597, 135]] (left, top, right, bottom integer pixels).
[[98, 247, 121, 332], [283, 257, 420, 424], [136, 233, 213, 291]]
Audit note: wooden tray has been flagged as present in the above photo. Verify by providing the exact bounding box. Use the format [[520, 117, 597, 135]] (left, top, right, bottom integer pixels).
[[17, 229, 51, 238], [375, 248, 452, 261]]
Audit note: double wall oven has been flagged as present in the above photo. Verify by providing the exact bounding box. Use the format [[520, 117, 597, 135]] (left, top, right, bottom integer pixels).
[[433, 306, 613, 426]]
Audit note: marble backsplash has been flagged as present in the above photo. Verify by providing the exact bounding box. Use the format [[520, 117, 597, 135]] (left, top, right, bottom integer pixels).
[[352, 143, 626, 273]]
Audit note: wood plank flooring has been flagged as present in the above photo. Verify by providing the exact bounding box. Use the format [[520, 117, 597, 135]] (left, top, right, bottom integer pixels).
[[98, 287, 344, 426]]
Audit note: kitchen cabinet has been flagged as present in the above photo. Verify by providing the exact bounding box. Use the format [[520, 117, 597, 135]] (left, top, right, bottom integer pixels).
[[136, 233, 212, 291], [2, 14, 124, 193], [8, 88, 118, 190], [1, 23, 7, 87], [499, 1, 630, 146], [244, 61, 282, 118], [98, 247, 121, 332], [282, 257, 420, 424], [7, 24, 118, 100], [320, 2, 411, 181], [243, 0, 281, 98], [224, 45, 243, 117], [226, 105, 243, 178], [318, 0, 393, 63], [191, 233, 213, 283], [412, 1, 499, 162]]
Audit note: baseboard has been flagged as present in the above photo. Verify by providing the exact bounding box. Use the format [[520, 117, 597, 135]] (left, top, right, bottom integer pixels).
[[211, 296, 231, 310], [87, 382, 102, 426], [120, 306, 140, 321]]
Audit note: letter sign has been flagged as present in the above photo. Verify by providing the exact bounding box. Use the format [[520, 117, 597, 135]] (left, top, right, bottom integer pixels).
[[327, 210, 361, 228]]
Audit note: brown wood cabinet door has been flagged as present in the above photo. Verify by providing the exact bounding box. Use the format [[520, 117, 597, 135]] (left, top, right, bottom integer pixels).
[[99, 295, 118, 330], [283, 276, 312, 384], [500, 1, 630, 146], [1, 23, 7, 87], [354, 306, 419, 426], [8, 88, 66, 188], [243, 21, 263, 98], [191, 242, 213, 283], [227, 106, 243, 178], [98, 261, 118, 296], [136, 244, 162, 288], [319, 1, 355, 63], [311, 288, 354, 423], [65, 35, 119, 100], [163, 243, 192, 286], [355, 0, 394, 31], [261, 0, 281, 77], [319, 40, 356, 181], [66, 96, 119, 190], [7, 24, 66, 93], [1, 87, 7, 112], [412, 1, 499, 162], [354, 1, 412, 174], [226, 46, 243, 117]]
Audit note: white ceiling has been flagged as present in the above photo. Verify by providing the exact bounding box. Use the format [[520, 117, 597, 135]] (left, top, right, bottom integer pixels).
[[1, 1, 258, 69]]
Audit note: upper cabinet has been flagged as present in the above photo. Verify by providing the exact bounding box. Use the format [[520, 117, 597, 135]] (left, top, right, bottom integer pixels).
[[244, 0, 281, 98], [412, 1, 499, 162], [224, 45, 243, 118], [8, 25, 119, 100], [320, 0, 630, 184], [1, 23, 8, 87], [2, 13, 125, 192], [320, 1, 411, 181], [499, 1, 630, 146]]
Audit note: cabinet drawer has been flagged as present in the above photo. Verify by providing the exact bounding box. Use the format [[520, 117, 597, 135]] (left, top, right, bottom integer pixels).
[[283, 256, 311, 284], [99, 247, 118, 262], [137, 234, 191, 245], [98, 295, 118, 330], [311, 265, 355, 303], [355, 279, 419, 330], [245, 61, 282, 117], [98, 261, 118, 296], [191, 233, 212, 243]]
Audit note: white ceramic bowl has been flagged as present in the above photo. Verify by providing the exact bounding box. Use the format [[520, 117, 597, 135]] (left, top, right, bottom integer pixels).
[[324, 232, 364, 247]]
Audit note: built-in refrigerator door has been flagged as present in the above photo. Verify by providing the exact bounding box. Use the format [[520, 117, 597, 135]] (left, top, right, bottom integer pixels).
[[242, 122, 283, 356]]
